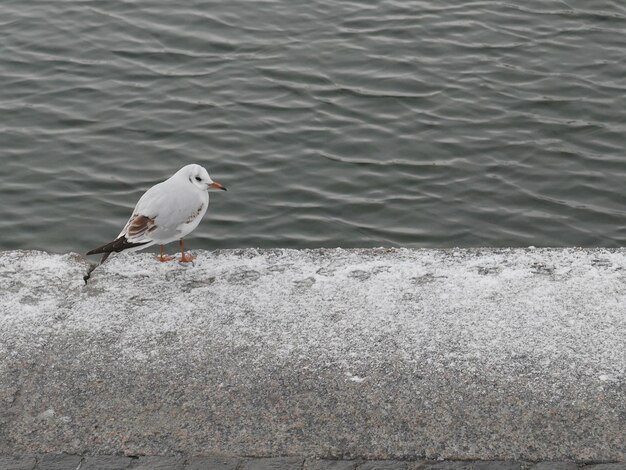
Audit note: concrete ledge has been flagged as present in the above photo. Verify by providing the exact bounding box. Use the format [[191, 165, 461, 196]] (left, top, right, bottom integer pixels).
[[0, 248, 624, 461], [0, 455, 624, 470]]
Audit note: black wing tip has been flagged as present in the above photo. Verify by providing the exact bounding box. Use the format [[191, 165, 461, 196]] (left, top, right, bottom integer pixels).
[[86, 237, 150, 257]]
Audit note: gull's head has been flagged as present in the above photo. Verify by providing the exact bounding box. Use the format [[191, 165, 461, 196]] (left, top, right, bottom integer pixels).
[[179, 164, 227, 192]]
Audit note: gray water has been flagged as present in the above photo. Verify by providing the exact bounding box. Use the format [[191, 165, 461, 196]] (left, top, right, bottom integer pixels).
[[2, 0, 626, 254]]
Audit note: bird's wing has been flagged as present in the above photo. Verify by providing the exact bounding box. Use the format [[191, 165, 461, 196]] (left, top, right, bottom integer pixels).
[[142, 180, 205, 226], [121, 214, 157, 242], [86, 212, 155, 257], [87, 181, 169, 258], [116, 183, 165, 241], [117, 178, 205, 241]]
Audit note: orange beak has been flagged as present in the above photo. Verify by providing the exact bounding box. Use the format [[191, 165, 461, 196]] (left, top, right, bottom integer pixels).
[[208, 181, 227, 191]]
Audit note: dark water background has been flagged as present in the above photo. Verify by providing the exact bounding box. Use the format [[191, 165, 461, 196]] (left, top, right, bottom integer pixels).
[[2, 0, 626, 254]]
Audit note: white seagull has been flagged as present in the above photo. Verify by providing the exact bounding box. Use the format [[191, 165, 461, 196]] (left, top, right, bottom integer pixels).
[[87, 164, 226, 264]]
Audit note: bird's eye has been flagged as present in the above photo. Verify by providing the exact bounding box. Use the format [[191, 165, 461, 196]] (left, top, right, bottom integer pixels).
[[195, 176, 201, 181]]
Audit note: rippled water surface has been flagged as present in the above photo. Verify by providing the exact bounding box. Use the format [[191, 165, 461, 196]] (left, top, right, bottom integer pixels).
[[2, 0, 626, 253]]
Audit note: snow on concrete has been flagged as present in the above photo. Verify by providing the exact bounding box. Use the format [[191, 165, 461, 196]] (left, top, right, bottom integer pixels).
[[79, 248, 624, 381], [0, 248, 625, 460], [0, 251, 89, 355]]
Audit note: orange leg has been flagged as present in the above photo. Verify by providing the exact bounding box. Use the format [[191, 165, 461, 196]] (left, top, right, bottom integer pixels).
[[179, 239, 196, 263], [156, 244, 175, 262]]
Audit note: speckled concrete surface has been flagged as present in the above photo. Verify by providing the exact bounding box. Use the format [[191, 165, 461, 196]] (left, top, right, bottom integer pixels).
[[0, 456, 623, 470], [0, 249, 625, 461]]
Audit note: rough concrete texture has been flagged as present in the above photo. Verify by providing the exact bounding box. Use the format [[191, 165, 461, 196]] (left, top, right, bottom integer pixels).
[[79, 455, 134, 470], [0, 248, 625, 461], [0, 455, 36, 470], [1, 456, 621, 470], [239, 457, 305, 470], [37, 454, 82, 470], [304, 460, 359, 470], [186, 456, 241, 470], [528, 464, 577, 470]]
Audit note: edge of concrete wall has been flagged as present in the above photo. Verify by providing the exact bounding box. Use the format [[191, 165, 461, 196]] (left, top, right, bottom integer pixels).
[[1, 248, 624, 461]]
